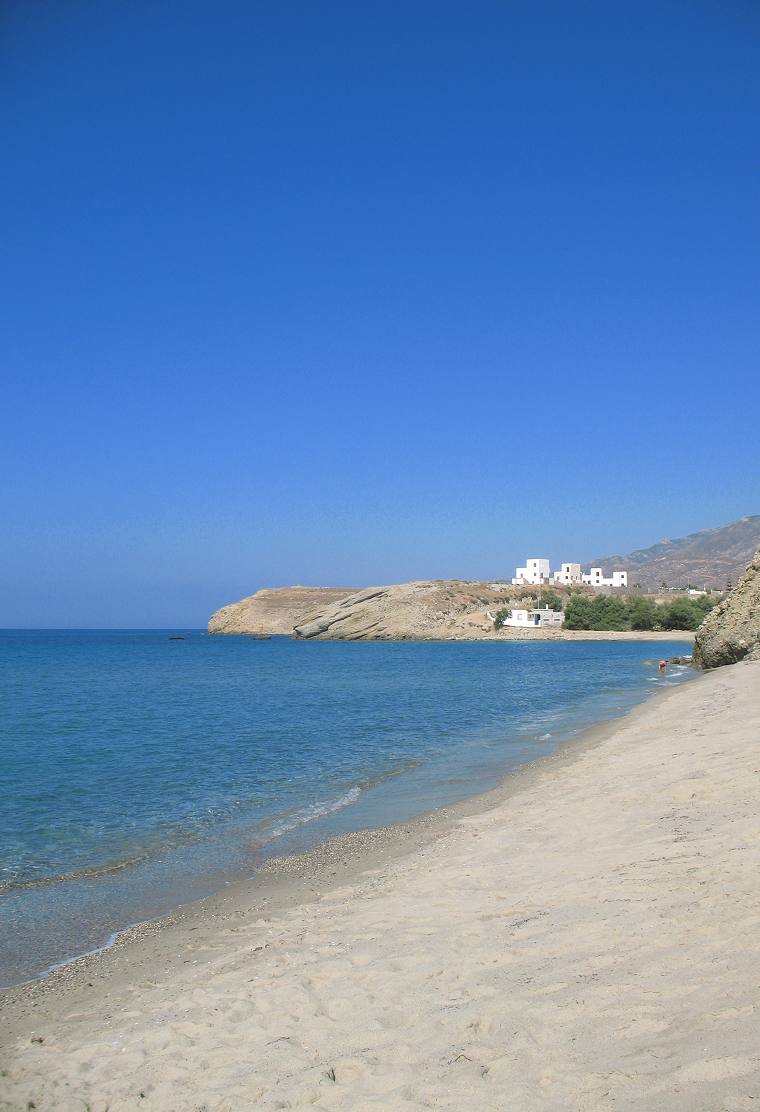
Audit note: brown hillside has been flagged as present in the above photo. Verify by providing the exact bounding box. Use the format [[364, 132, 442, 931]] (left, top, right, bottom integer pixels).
[[589, 515, 760, 589]]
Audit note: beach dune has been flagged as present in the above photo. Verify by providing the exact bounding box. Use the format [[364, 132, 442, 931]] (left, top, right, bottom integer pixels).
[[2, 659, 760, 1110]]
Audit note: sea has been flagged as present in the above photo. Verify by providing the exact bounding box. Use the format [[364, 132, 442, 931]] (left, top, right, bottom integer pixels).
[[0, 630, 694, 987]]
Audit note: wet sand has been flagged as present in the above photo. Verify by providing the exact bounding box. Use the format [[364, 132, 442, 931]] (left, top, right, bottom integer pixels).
[[2, 659, 759, 1111]]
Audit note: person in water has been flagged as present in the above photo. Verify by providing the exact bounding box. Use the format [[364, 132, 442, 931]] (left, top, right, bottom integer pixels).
[[658, 659, 668, 673]]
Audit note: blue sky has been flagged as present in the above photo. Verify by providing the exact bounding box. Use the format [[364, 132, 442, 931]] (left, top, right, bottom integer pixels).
[[2, 2, 759, 626]]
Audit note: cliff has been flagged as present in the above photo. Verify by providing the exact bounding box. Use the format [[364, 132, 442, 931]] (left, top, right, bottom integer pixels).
[[692, 552, 760, 669], [208, 586, 357, 635]]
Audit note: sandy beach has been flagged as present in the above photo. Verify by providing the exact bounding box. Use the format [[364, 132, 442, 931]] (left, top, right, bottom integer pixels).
[[489, 629, 696, 643], [2, 658, 759, 1111]]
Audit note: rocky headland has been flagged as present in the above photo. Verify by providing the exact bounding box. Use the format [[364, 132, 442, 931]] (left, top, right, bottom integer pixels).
[[209, 580, 526, 639], [209, 580, 702, 642], [292, 580, 520, 640], [207, 586, 357, 635]]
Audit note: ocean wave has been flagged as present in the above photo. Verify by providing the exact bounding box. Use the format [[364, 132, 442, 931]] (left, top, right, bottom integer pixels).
[[1, 769, 413, 894], [253, 759, 426, 846], [0, 851, 152, 894], [257, 786, 363, 843]]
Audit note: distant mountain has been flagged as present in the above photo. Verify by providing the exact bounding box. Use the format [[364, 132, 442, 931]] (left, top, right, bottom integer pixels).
[[589, 515, 760, 589]]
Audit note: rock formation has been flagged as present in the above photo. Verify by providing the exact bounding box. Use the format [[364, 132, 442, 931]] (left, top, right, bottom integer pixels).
[[292, 580, 540, 640], [208, 586, 357, 635], [693, 551, 760, 668], [209, 579, 575, 640]]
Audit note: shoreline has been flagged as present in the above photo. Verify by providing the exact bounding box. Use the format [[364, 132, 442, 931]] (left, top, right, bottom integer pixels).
[[1, 667, 694, 1027], [0, 648, 693, 999], [5, 660, 760, 1108], [215, 629, 698, 641], [487, 628, 696, 641]]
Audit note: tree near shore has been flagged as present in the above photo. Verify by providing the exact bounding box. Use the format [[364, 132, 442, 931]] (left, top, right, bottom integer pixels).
[[564, 594, 717, 632]]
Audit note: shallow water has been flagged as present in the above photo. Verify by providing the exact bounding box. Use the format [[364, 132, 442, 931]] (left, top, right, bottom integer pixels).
[[0, 631, 693, 985]]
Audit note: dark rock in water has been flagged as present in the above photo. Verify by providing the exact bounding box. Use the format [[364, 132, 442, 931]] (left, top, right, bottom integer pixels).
[[168, 636, 185, 640], [669, 655, 693, 665], [693, 551, 760, 669]]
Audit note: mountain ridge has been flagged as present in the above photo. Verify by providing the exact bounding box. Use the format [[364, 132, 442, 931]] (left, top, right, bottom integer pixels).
[[589, 515, 760, 589]]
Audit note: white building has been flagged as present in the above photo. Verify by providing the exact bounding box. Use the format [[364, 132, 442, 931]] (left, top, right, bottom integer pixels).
[[553, 562, 582, 585], [512, 558, 552, 586], [501, 606, 564, 629], [512, 557, 628, 589], [581, 568, 628, 588]]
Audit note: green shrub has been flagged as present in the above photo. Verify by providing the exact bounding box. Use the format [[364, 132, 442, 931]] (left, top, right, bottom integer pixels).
[[564, 596, 594, 629], [589, 596, 628, 630], [659, 596, 716, 631], [493, 607, 511, 630], [627, 597, 659, 630], [564, 592, 717, 632]]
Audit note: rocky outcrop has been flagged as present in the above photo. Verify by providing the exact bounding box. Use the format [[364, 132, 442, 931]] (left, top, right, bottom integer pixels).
[[208, 587, 357, 635], [209, 578, 703, 642], [693, 552, 760, 669], [293, 580, 538, 640]]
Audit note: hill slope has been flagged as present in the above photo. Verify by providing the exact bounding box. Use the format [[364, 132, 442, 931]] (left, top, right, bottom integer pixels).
[[590, 515, 760, 589]]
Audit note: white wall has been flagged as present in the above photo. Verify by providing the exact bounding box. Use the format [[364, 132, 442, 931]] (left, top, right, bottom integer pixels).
[[502, 608, 564, 628], [512, 557, 552, 585], [582, 568, 628, 588], [554, 562, 581, 584]]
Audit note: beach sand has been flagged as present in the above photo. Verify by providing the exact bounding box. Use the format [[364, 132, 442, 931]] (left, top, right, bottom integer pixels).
[[488, 628, 697, 642], [2, 659, 759, 1111]]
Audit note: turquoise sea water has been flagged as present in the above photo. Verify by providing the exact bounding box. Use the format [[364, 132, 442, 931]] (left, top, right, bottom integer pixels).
[[0, 631, 693, 986]]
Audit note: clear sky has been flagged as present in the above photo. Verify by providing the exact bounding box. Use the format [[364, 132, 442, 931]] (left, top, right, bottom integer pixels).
[[2, 2, 759, 627]]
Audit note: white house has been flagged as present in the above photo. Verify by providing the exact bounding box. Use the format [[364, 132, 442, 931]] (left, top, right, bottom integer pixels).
[[512, 556, 628, 589], [553, 561, 582, 585], [581, 568, 628, 588], [512, 558, 552, 586], [500, 606, 564, 629]]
